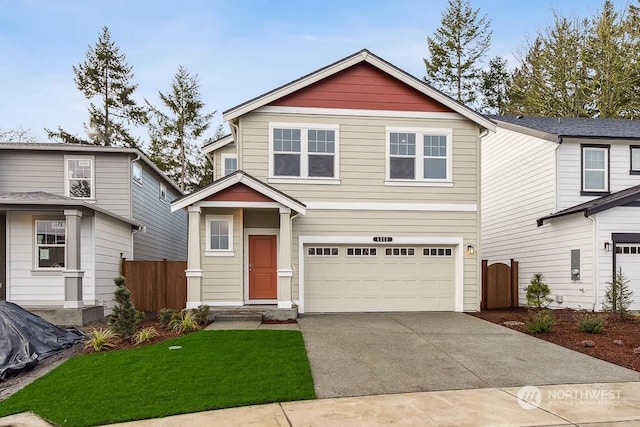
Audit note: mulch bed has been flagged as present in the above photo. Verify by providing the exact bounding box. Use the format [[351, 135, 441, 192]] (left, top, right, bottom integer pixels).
[[471, 308, 640, 372]]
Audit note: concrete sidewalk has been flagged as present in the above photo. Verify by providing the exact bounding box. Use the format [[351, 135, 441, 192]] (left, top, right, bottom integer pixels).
[[3, 382, 640, 426]]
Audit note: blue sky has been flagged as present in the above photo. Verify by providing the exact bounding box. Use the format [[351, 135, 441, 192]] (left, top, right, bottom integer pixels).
[[0, 0, 618, 143]]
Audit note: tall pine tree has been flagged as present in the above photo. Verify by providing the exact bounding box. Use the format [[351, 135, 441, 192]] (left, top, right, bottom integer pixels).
[[47, 26, 145, 147], [480, 56, 511, 114], [424, 0, 492, 106], [146, 66, 215, 192]]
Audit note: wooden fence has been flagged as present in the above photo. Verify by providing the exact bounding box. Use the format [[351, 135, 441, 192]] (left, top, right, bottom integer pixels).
[[481, 259, 519, 310], [120, 258, 187, 312]]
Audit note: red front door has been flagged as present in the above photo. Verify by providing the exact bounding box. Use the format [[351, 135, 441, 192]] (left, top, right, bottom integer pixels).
[[249, 235, 277, 299]]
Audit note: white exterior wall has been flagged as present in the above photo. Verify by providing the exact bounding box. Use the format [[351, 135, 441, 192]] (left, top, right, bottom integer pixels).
[[94, 212, 132, 313], [557, 138, 640, 210], [6, 211, 95, 305], [595, 207, 640, 309], [482, 127, 596, 308]]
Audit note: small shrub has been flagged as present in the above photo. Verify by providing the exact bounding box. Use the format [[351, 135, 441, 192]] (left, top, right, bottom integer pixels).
[[84, 328, 120, 352], [109, 276, 144, 337], [169, 311, 201, 334], [576, 313, 605, 334], [526, 310, 555, 334], [525, 273, 553, 309], [193, 305, 211, 326], [132, 327, 160, 345], [158, 308, 180, 329], [602, 267, 634, 319]]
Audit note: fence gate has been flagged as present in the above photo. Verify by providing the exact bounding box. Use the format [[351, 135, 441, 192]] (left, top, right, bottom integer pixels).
[[120, 258, 187, 312], [481, 259, 519, 309]]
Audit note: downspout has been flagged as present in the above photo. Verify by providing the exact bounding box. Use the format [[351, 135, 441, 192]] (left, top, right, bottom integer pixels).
[[587, 215, 598, 311], [554, 137, 562, 213], [130, 153, 142, 259]]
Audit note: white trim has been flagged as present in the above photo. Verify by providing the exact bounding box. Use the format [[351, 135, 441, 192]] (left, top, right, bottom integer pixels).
[[64, 155, 95, 200], [223, 50, 496, 131], [244, 228, 280, 302], [384, 180, 453, 187], [257, 106, 466, 120], [297, 235, 465, 314], [245, 299, 278, 305], [63, 300, 83, 309], [205, 214, 234, 253], [221, 153, 238, 177], [304, 201, 477, 212], [268, 178, 341, 185], [188, 206, 202, 213], [185, 269, 203, 278], [202, 134, 235, 155], [582, 146, 609, 192], [268, 122, 340, 181], [278, 301, 293, 309], [277, 269, 293, 277], [171, 172, 306, 214], [196, 201, 282, 209]]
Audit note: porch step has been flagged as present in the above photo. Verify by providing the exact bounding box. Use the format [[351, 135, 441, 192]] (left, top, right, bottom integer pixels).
[[213, 313, 263, 322]]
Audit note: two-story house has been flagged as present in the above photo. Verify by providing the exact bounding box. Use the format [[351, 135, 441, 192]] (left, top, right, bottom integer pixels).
[[482, 115, 640, 311], [171, 50, 495, 315], [0, 143, 187, 323]]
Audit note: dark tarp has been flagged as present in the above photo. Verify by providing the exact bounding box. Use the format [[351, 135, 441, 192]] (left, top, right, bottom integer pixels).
[[0, 302, 85, 380]]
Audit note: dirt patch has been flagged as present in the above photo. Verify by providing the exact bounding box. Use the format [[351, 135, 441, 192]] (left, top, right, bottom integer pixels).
[[471, 308, 640, 372]]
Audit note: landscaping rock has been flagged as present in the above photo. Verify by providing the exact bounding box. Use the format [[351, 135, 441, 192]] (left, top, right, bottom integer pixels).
[[503, 320, 525, 327], [613, 339, 625, 346], [581, 340, 595, 348], [633, 347, 640, 354]]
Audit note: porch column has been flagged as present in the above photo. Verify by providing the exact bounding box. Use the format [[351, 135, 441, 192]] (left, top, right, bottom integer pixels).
[[63, 209, 84, 309], [277, 207, 293, 309], [185, 206, 203, 309]]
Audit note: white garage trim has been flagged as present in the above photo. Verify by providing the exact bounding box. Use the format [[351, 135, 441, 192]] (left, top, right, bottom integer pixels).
[[296, 235, 464, 313]]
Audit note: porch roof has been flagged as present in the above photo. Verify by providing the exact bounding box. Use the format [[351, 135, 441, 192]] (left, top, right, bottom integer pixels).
[[171, 171, 306, 214], [0, 191, 142, 227]]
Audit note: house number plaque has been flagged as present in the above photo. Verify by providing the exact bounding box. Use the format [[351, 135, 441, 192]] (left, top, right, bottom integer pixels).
[[373, 237, 393, 242]]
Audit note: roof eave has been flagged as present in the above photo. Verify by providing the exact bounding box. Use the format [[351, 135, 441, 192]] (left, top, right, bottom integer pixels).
[[494, 120, 560, 143]]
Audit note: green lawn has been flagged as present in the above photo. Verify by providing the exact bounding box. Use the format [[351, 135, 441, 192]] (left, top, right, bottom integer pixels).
[[0, 330, 316, 426]]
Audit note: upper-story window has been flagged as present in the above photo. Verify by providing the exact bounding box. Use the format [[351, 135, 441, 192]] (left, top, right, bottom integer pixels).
[[65, 157, 94, 199], [159, 183, 167, 202], [132, 162, 143, 183], [269, 123, 339, 182], [386, 127, 452, 185], [630, 145, 640, 175], [581, 145, 609, 194], [221, 153, 237, 176]]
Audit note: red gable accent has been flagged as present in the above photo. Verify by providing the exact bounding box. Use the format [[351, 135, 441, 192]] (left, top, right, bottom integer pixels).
[[269, 62, 452, 112], [203, 183, 275, 203]]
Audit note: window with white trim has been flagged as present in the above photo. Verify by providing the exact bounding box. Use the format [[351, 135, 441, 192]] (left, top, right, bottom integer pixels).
[[346, 247, 377, 256], [630, 146, 640, 174], [205, 215, 233, 255], [66, 158, 94, 198], [387, 128, 452, 183], [582, 145, 609, 193], [385, 247, 415, 256], [159, 183, 167, 202], [270, 124, 339, 179], [423, 247, 453, 257], [35, 220, 65, 269], [222, 154, 237, 176], [132, 162, 142, 183], [307, 247, 339, 256]]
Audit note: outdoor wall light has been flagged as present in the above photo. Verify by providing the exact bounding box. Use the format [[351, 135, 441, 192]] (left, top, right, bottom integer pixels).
[[466, 244, 475, 255], [604, 241, 611, 252]]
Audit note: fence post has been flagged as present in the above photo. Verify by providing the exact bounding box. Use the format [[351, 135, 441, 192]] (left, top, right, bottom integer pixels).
[[481, 259, 488, 310], [163, 259, 168, 311], [120, 253, 126, 277], [510, 259, 519, 308]]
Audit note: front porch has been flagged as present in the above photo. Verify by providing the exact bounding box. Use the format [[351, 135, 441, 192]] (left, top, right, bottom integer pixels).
[[25, 304, 104, 326], [209, 304, 298, 322]]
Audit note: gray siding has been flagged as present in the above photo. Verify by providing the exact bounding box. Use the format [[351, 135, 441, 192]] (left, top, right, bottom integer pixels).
[[132, 163, 187, 260], [94, 153, 131, 217]]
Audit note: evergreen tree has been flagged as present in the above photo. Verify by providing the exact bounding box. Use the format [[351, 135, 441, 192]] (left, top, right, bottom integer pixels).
[[480, 56, 511, 114], [146, 66, 215, 192], [506, 15, 591, 117], [109, 276, 143, 337], [47, 26, 145, 147], [602, 267, 634, 319], [424, 0, 492, 106], [584, 0, 634, 118]]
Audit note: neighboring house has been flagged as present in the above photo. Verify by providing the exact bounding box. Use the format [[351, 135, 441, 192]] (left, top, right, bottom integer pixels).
[[172, 49, 495, 315], [0, 143, 187, 320], [482, 115, 640, 311]]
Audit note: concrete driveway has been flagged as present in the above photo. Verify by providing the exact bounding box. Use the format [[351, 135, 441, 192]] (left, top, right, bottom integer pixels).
[[298, 312, 640, 398]]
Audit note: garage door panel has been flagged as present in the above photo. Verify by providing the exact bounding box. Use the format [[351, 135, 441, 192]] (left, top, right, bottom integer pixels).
[[305, 245, 455, 312], [616, 244, 640, 310]]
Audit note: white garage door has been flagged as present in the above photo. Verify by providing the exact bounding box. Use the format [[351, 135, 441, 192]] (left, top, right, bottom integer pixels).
[[616, 244, 640, 310], [305, 245, 455, 312]]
